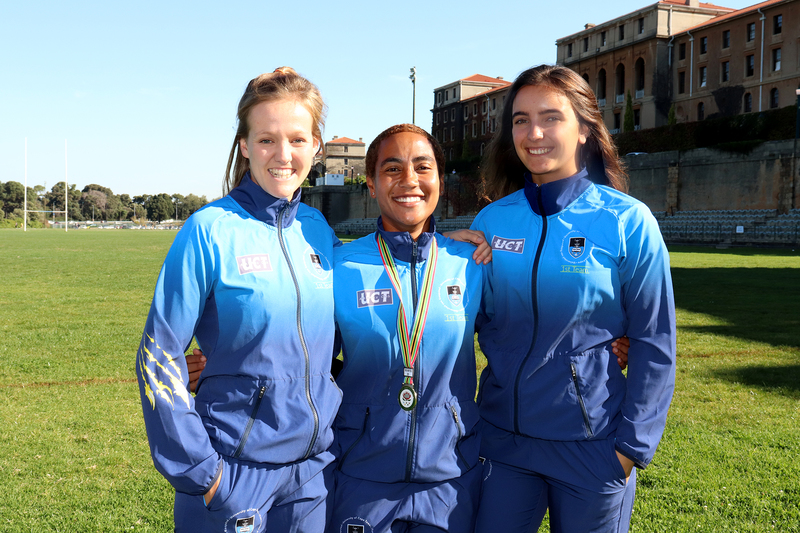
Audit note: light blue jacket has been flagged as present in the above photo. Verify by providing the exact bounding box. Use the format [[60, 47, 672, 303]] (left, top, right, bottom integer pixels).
[[136, 173, 342, 495], [472, 170, 676, 469], [332, 218, 491, 483]]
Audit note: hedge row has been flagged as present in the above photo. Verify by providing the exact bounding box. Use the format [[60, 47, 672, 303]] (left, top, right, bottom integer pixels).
[[614, 105, 798, 155]]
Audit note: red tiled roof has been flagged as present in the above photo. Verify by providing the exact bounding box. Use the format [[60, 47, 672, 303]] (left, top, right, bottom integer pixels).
[[460, 74, 511, 85], [659, 0, 735, 10], [675, 0, 786, 33], [326, 136, 363, 145]]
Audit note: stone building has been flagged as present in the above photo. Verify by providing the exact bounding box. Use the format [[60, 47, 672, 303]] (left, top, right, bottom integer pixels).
[[431, 75, 511, 162], [669, 0, 800, 122], [556, 0, 735, 132], [324, 136, 366, 179], [556, 0, 800, 130]]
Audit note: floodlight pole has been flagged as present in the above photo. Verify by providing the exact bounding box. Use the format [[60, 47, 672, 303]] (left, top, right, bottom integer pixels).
[[793, 88, 800, 210], [410, 67, 417, 125], [64, 139, 68, 232], [23, 138, 27, 232]]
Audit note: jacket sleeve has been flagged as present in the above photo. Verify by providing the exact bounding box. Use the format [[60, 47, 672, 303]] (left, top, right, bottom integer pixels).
[[615, 204, 677, 468], [136, 219, 221, 495]]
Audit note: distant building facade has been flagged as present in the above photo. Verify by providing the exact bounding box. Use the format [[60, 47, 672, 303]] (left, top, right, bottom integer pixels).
[[556, 0, 800, 130], [324, 136, 366, 179], [430, 75, 511, 162]]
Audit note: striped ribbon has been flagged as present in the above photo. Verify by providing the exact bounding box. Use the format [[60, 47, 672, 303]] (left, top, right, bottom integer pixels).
[[376, 234, 438, 387]]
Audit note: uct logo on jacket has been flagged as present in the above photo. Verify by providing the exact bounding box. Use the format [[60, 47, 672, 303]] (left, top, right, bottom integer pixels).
[[560, 231, 590, 263], [357, 289, 394, 308], [491, 235, 525, 254], [236, 254, 272, 274]]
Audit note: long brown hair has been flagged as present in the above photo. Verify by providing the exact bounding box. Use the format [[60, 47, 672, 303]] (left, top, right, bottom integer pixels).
[[481, 64, 627, 201], [223, 67, 326, 195]]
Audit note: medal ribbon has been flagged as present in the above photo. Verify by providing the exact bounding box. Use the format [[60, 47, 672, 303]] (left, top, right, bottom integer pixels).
[[376, 234, 438, 387]]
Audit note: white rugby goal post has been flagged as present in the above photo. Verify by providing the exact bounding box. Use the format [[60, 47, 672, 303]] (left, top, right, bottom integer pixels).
[[23, 139, 68, 232]]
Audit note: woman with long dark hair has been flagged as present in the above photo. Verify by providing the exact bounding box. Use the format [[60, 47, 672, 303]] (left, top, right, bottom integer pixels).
[[472, 64, 675, 532]]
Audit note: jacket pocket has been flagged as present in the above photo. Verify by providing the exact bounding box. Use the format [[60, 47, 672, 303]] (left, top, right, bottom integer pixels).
[[233, 386, 266, 458], [338, 407, 370, 471], [450, 405, 470, 471], [570, 363, 594, 439]]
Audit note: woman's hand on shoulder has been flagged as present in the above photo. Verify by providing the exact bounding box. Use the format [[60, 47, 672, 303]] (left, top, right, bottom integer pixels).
[[186, 349, 207, 393], [612, 336, 629, 370], [444, 229, 492, 265]]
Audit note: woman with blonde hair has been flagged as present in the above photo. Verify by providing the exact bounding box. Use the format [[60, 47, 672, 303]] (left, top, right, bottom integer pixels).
[[137, 67, 342, 532], [472, 64, 676, 532]]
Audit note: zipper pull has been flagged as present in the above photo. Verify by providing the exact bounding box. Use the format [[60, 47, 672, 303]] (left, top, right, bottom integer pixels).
[[450, 405, 459, 424]]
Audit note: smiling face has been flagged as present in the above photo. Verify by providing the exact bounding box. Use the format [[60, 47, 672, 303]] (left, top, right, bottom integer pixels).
[[511, 84, 589, 185], [239, 98, 319, 199], [367, 132, 441, 240]]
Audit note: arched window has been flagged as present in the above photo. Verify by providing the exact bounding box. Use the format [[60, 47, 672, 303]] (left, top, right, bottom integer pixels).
[[582, 73, 589, 85], [597, 69, 607, 101], [634, 58, 645, 98], [697, 102, 705, 121], [770, 88, 779, 109], [615, 64, 625, 103], [743, 92, 752, 113]]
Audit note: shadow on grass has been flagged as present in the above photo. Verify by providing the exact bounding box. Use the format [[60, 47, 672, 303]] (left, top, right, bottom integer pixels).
[[712, 364, 800, 398], [672, 267, 800, 349]]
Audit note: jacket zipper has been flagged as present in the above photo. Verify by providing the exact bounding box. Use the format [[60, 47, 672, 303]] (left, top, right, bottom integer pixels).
[[571, 363, 594, 438], [338, 407, 370, 471], [405, 240, 420, 482], [450, 405, 469, 470], [277, 205, 320, 460], [514, 194, 547, 434], [233, 386, 266, 458]]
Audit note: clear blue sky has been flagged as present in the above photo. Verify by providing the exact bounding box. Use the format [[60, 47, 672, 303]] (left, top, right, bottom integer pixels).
[[0, 0, 754, 201]]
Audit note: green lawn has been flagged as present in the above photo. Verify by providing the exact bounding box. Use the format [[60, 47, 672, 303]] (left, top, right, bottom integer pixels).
[[0, 230, 797, 531]]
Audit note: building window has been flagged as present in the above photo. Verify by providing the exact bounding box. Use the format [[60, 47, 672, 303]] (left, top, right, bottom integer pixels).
[[679, 43, 686, 61], [437, 92, 442, 105], [450, 126, 454, 140], [698, 102, 705, 121], [452, 89, 457, 100], [699, 66, 707, 88], [583, 37, 589, 52], [435, 130, 440, 142], [443, 129, 447, 142], [597, 68, 607, 100], [619, 24, 625, 40], [601, 31, 607, 46], [770, 88, 779, 108], [492, 98, 496, 110], [772, 48, 781, 71], [464, 125, 468, 138], [482, 101, 487, 113], [481, 120, 486, 135], [480, 143, 485, 156], [344, 158, 348, 165], [464, 106, 469, 119], [444, 111, 448, 123], [633, 109, 640, 129], [613, 112, 621, 131], [492, 118, 497, 132], [721, 61, 730, 82], [747, 22, 755, 42], [744, 92, 752, 112], [700, 36, 707, 55], [450, 109, 455, 121], [773, 14, 782, 34], [436, 113, 440, 125], [472, 123, 477, 137], [567, 43, 573, 57], [722, 30, 730, 49], [473, 103, 478, 115], [678, 71, 685, 94], [746, 55, 755, 77], [638, 18, 644, 34], [449, 149, 454, 161]]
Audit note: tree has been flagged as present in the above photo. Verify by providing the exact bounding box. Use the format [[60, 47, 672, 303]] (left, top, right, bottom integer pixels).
[[1, 181, 25, 217], [182, 194, 208, 217], [667, 104, 677, 126], [147, 193, 173, 222], [623, 91, 635, 133]]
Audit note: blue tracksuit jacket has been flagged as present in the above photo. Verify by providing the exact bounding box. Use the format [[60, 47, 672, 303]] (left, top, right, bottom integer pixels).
[[471, 169, 676, 469], [332, 218, 490, 484], [136, 173, 342, 496]]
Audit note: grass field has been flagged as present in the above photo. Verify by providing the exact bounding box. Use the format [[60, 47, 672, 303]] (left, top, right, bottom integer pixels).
[[0, 229, 798, 532]]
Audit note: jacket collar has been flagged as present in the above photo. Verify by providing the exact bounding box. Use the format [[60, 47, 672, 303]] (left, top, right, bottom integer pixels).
[[228, 171, 301, 227], [523, 167, 591, 217], [375, 216, 437, 263]]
